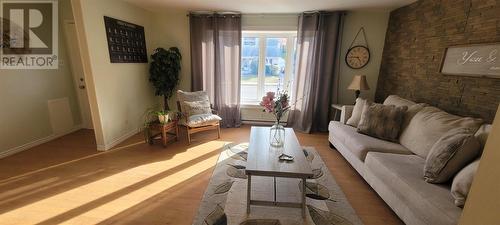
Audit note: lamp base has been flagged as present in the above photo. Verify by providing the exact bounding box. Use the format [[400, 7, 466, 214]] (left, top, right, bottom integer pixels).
[[355, 90, 360, 99]]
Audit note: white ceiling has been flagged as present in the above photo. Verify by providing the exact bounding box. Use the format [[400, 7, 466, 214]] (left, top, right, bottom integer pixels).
[[122, 0, 417, 13]]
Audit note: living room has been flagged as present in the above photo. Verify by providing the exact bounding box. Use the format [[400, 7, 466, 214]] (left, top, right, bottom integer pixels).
[[0, 0, 499, 224]]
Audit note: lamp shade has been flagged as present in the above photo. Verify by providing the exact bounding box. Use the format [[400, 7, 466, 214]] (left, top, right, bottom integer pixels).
[[347, 75, 370, 91]]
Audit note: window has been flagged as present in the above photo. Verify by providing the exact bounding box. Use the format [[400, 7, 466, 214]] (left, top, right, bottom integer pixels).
[[241, 31, 297, 104]]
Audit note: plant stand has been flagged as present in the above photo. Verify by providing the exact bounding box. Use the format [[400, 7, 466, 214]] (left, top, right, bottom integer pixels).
[[147, 120, 178, 147]]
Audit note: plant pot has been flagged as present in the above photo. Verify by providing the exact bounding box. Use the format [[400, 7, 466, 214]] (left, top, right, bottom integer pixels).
[[158, 114, 170, 124]]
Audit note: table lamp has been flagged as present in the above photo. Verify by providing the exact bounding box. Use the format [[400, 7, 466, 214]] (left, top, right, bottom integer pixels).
[[347, 75, 370, 100]]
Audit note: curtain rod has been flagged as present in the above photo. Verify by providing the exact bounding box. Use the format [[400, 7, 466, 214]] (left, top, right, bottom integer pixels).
[[187, 11, 242, 17]]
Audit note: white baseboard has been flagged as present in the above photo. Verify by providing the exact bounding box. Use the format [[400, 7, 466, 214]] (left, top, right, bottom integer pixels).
[[97, 127, 142, 151], [0, 124, 83, 159]]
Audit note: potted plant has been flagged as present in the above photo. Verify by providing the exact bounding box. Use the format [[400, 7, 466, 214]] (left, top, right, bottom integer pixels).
[[149, 47, 182, 110], [157, 110, 170, 124]]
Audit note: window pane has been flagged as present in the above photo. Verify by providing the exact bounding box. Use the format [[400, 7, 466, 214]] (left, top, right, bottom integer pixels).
[[241, 37, 259, 101], [265, 38, 287, 92]]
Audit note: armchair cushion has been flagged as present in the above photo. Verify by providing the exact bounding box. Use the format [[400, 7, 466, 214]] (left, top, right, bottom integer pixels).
[[177, 90, 210, 112], [181, 113, 222, 128], [183, 100, 212, 117]]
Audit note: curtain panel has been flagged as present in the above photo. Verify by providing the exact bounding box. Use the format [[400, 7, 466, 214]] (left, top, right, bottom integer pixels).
[[189, 13, 242, 128], [288, 11, 344, 133]]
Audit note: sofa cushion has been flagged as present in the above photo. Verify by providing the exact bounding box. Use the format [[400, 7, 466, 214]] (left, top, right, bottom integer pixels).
[[424, 128, 480, 183], [346, 98, 367, 127], [329, 121, 412, 161], [365, 152, 462, 225], [399, 106, 483, 158], [451, 159, 480, 207], [383, 95, 416, 107]]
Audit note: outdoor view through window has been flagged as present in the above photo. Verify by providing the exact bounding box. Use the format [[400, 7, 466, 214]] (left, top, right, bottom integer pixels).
[[240, 31, 297, 104]]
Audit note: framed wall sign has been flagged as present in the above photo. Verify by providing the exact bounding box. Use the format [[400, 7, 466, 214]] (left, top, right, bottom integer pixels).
[[104, 16, 148, 63], [440, 43, 500, 78]]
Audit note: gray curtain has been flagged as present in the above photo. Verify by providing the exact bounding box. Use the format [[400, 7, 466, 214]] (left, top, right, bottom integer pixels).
[[189, 13, 242, 128], [288, 11, 344, 133]]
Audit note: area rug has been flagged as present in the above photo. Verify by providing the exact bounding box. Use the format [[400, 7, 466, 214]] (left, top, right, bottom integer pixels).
[[192, 143, 364, 225]]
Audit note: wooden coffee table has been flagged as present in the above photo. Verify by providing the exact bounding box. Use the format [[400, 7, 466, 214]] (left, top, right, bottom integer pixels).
[[245, 126, 313, 218]]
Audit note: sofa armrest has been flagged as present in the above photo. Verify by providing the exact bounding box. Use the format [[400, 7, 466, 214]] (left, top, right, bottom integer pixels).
[[340, 105, 354, 124]]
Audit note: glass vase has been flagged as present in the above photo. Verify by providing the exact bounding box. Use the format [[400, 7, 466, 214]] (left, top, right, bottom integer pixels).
[[269, 122, 285, 147]]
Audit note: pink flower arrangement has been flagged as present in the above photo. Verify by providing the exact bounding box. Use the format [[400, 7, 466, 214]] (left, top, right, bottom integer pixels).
[[260, 89, 290, 123]]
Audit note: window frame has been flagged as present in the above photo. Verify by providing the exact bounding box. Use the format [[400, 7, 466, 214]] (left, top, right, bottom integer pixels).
[[240, 31, 297, 105]]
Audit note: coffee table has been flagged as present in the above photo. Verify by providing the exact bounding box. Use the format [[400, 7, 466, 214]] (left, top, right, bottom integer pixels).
[[245, 126, 313, 218]]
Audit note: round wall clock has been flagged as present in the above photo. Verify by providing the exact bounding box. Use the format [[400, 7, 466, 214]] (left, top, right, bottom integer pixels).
[[345, 45, 370, 69]]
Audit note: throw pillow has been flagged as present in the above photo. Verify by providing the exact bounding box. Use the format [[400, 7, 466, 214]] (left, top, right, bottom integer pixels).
[[183, 100, 212, 117], [451, 160, 480, 207], [356, 102, 408, 142], [424, 128, 480, 183], [177, 90, 210, 112], [346, 98, 367, 127]]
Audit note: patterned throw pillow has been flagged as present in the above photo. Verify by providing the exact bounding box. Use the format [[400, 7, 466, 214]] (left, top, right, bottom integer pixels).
[[424, 128, 480, 183], [177, 90, 210, 113], [183, 100, 212, 117], [357, 102, 408, 142]]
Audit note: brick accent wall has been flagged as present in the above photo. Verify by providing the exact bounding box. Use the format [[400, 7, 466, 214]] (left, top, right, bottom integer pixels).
[[376, 0, 500, 122]]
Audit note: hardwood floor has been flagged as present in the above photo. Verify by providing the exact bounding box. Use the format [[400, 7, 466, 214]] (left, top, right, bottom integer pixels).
[[0, 125, 403, 225]]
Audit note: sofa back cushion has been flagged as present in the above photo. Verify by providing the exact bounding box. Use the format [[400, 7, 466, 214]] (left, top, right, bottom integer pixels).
[[424, 128, 480, 183], [399, 106, 483, 158], [357, 102, 408, 142], [383, 95, 416, 107]]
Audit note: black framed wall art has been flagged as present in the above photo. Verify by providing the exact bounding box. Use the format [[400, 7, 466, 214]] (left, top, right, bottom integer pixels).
[[104, 16, 148, 63]]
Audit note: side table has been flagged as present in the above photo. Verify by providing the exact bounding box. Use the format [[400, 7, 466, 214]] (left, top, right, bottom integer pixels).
[[148, 120, 178, 147], [331, 104, 344, 121]]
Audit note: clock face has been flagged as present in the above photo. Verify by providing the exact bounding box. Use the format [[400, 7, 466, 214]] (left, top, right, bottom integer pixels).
[[346, 46, 370, 69]]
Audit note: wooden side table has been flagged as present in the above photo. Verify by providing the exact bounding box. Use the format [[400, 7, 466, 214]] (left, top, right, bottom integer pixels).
[[148, 120, 178, 147], [331, 104, 344, 121]]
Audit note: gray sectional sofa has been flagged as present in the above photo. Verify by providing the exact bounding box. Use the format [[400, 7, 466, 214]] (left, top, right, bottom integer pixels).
[[328, 95, 491, 225]]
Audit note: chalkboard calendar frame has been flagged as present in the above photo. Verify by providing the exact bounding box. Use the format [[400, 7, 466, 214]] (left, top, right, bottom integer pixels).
[[104, 16, 148, 63]]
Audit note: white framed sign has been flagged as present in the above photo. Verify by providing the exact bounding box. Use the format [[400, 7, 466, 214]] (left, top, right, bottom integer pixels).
[[440, 43, 500, 78]]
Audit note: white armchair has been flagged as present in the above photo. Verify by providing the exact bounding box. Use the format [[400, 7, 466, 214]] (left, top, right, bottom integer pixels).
[[176, 90, 221, 144]]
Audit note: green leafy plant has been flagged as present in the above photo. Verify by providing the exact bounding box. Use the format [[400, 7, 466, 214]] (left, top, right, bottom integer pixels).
[[149, 47, 182, 110]]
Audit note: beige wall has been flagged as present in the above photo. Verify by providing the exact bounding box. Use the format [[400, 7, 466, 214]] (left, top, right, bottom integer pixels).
[[459, 105, 500, 225], [337, 11, 390, 105], [73, 0, 157, 150], [0, 0, 81, 156], [149, 11, 390, 121], [152, 10, 192, 110]]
